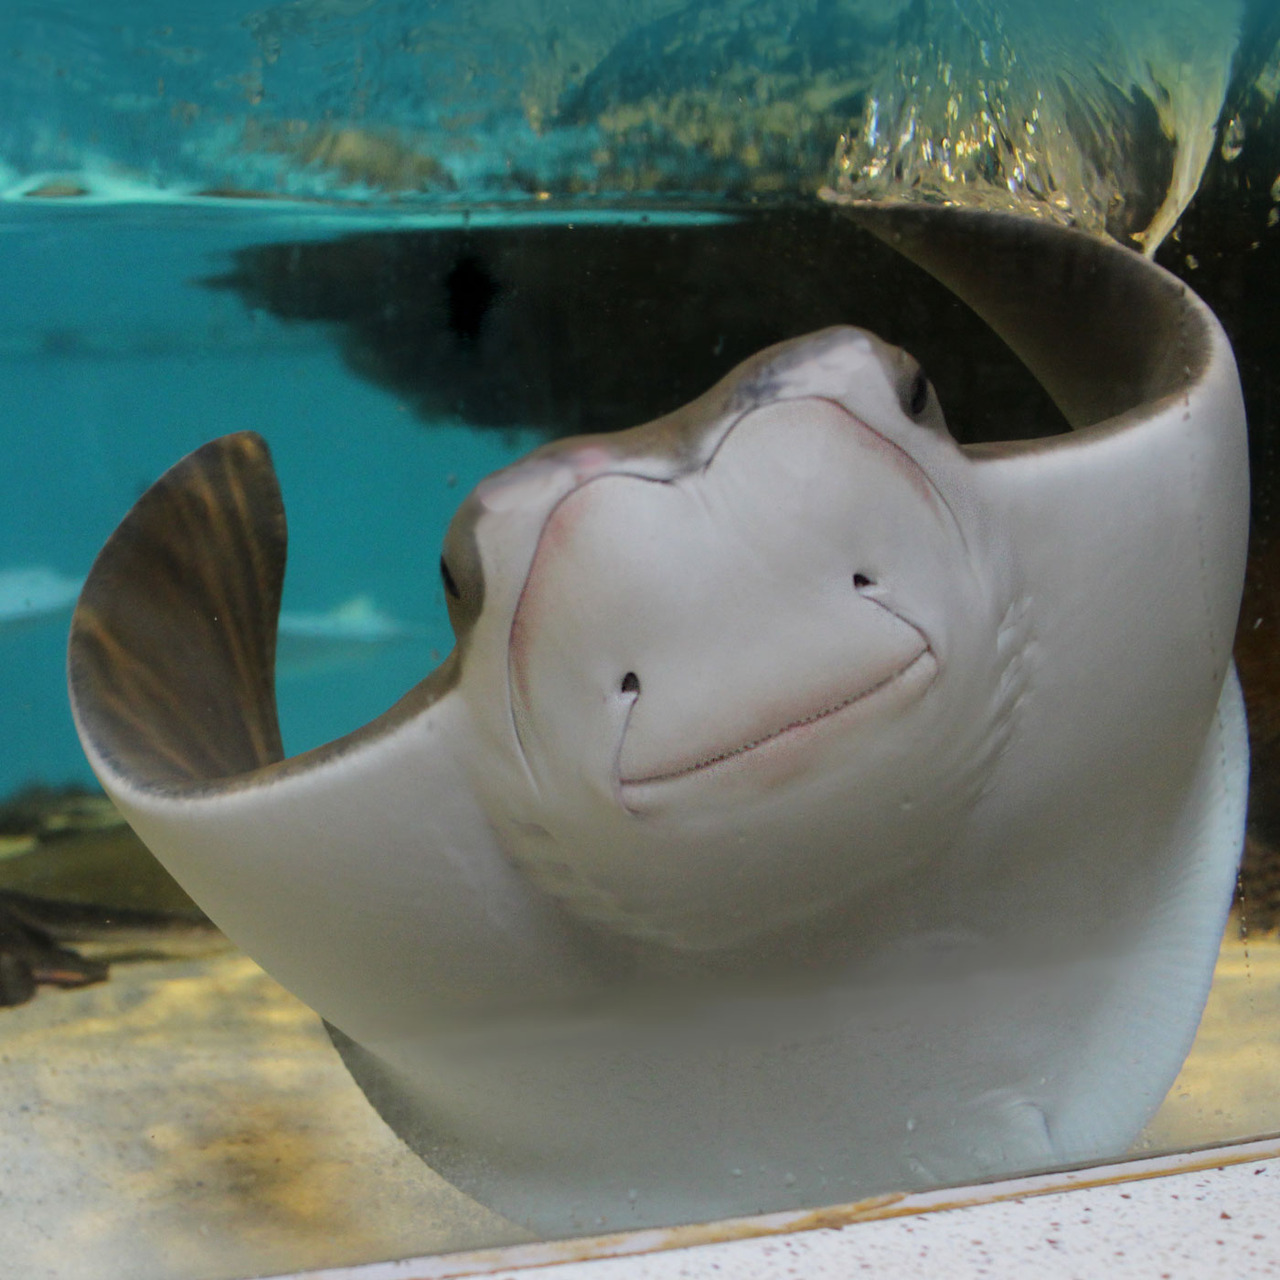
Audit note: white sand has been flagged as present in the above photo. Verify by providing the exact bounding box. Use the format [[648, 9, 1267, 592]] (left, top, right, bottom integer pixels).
[[0, 929, 1275, 1280], [0, 949, 526, 1280]]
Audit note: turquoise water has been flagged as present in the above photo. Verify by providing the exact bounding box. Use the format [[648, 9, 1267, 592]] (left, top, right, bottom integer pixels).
[[0, 194, 1066, 799], [0, 197, 789, 801], [0, 200, 548, 793], [1, 2, 1279, 1274]]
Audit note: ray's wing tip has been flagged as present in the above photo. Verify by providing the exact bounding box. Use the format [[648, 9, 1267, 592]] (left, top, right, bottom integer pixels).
[[67, 431, 288, 792], [824, 191, 1215, 429], [218, 427, 272, 462], [826, 193, 1099, 243]]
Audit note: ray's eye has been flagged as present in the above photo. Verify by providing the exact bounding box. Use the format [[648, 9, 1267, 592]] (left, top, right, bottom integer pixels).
[[853, 573, 875, 590], [621, 672, 641, 695], [907, 371, 930, 418], [440, 556, 461, 600]]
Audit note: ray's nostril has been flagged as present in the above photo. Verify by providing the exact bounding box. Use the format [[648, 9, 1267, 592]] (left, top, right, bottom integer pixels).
[[621, 672, 641, 695], [853, 573, 875, 590]]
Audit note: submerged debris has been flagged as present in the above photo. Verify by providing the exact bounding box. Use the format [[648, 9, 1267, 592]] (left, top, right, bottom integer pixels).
[[0, 786, 216, 1008]]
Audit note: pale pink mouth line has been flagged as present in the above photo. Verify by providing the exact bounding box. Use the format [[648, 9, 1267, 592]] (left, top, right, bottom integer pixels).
[[619, 646, 935, 788]]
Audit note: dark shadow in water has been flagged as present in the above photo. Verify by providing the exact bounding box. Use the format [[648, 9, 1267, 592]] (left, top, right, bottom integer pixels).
[[205, 206, 1069, 446]]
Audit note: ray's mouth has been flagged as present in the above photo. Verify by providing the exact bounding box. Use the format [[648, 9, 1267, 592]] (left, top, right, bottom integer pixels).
[[618, 644, 936, 790]]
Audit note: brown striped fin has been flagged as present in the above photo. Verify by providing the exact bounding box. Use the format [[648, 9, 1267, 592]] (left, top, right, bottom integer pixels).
[[68, 432, 287, 790]]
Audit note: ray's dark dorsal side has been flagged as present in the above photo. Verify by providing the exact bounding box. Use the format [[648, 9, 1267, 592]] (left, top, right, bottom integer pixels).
[[834, 199, 1212, 428], [68, 432, 287, 789]]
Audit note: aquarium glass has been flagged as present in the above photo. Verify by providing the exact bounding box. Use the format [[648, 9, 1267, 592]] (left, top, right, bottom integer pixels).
[[1, 2, 1278, 1277]]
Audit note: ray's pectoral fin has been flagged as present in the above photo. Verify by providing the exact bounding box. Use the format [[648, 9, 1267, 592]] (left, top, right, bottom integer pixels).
[[830, 197, 1207, 428], [68, 434, 594, 1035], [69, 432, 286, 788]]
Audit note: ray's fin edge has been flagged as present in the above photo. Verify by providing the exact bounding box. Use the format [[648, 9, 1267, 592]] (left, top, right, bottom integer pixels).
[[827, 197, 1217, 431], [68, 432, 288, 791]]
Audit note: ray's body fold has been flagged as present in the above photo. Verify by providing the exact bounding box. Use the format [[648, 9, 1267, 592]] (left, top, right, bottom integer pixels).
[[68, 202, 1250, 1234]]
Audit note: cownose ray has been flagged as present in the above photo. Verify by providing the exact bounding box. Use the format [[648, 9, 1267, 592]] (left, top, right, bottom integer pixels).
[[68, 203, 1249, 1235]]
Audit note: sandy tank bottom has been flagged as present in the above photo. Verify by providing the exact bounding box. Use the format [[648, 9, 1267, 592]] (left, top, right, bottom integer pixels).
[[0, 921, 1276, 1280]]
